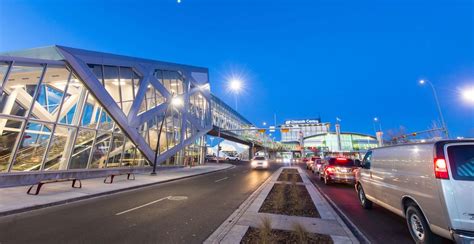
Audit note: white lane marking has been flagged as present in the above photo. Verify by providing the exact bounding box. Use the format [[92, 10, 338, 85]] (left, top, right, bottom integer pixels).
[[116, 196, 171, 216], [214, 177, 229, 183]]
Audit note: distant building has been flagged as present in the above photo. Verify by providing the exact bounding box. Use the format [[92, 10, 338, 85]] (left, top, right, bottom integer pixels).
[[304, 132, 378, 155], [280, 118, 330, 142], [279, 118, 378, 158]]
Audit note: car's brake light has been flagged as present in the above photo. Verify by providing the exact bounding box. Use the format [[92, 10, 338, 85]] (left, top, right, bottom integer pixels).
[[336, 157, 349, 164], [326, 166, 335, 174], [434, 158, 449, 179]]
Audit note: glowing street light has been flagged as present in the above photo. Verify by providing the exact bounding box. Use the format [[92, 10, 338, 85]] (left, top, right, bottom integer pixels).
[[228, 78, 244, 110], [419, 79, 449, 138], [373, 117, 382, 133], [229, 79, 242, 93], [263, 122, 267, 126], [462, 87, 474, 104]]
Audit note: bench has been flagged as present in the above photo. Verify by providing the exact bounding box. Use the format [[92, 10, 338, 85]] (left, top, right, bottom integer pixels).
[[103, 172, 135, 184], [27, 178, 82, 195]]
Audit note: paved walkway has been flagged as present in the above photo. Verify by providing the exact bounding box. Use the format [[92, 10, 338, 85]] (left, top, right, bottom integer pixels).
[[0, 163, 233, 216], [205, 166, 359, 244]]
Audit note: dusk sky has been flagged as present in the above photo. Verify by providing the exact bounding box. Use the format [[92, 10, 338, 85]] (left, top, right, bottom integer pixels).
[[1, 0, 473, 139]]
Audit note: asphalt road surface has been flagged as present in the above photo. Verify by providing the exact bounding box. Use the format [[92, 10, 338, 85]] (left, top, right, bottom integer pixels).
[[0, 161, 280, 244], [301, 164, 453, 244]]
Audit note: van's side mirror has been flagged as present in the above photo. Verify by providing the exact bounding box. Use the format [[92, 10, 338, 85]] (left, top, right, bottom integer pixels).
[[355, 159, 361, 167]]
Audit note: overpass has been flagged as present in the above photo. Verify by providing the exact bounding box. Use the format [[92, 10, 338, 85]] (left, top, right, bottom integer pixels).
[[208, 94, 275, 156]]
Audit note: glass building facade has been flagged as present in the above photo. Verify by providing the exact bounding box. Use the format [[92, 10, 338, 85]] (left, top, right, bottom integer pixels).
[[304, 132, 378, 153], [280, 119, 330, 142], [0, 46, 212, 176]]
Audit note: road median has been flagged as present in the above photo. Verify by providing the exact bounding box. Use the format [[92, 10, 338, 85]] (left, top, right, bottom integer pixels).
[[205, 166, 359, 244]]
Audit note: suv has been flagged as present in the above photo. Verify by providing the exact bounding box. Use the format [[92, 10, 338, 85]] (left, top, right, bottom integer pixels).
[[226, 155, 240, 161], [251, 156, 269, 169], [355, 140, 474, 243], [319, 157, 357, 185]]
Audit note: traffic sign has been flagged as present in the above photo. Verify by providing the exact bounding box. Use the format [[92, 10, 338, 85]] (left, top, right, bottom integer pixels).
[[280, 128, 289, 133], [258, 129, 266, 133]]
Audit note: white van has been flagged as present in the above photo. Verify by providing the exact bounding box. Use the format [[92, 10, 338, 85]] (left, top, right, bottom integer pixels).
[[355, 140, 474, 243]]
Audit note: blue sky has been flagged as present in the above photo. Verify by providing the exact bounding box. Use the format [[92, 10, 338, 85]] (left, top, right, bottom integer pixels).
[[1, 0, 473, 139]]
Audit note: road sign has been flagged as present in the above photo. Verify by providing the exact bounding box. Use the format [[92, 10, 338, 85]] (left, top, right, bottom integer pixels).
[[269, 126, 275, 132], [280, 128, 289, 133], [258, 129, 266, 133]]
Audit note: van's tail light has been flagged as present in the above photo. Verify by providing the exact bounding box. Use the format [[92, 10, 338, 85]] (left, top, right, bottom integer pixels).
[[434, 158, 449, 179]]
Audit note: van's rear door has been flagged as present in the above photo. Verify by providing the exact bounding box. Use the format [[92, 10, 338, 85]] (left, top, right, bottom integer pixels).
[[444, 143, 474, 231]]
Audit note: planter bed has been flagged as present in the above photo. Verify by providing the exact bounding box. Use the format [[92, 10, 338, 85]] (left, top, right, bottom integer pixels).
[[241, 227, 333, 244], [277, 169, 303, 182], [259, 183, 320, 218]]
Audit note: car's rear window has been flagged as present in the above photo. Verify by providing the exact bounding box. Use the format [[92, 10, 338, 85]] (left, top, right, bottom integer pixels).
[[329, 158, 355, 166], [447, 145, 474, 181], [254, 157, 266, 160]]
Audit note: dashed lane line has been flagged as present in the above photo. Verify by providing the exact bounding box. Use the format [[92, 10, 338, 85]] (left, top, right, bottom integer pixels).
[[214, 177, 229, 183], [115, 196, 171, 216]]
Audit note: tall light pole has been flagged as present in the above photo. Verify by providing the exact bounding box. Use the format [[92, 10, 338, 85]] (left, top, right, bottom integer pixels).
[[373, 117, 382, 132], [419, 79, 449, 138], [373, 117, 383, 147], [151, 96, 183, 175]]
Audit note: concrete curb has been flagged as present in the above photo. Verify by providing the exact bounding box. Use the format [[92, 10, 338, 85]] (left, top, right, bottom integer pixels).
[[0, 164, 235, 217], [298, 167, 359, 243], [204, 167, 279, 243], [302, 169, 371, 244]]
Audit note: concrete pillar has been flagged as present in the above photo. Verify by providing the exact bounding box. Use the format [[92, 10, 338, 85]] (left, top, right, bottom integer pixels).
[[248, 145, 253, 160], [335, 123, 342, 152], [376, 131, 384, 147]]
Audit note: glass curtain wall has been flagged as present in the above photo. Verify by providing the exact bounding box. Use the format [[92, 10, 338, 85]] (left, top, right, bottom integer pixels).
[[0, 61, 147, 173], [88, 64, 143, 116], [138, 106, 183, 166]]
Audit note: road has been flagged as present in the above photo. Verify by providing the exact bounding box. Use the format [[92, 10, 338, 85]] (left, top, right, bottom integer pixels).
[[0, 161, 280, 244], [300, 165, 453, 244]]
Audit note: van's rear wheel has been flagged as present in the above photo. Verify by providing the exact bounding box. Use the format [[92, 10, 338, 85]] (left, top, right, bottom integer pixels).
[[357, 185, 372, 209], [405, 204, 438, 243]]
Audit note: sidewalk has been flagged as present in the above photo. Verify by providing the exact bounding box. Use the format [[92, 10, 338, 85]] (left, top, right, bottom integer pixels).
[[0, 163, 233, 216], [205, 166, 359, 244]]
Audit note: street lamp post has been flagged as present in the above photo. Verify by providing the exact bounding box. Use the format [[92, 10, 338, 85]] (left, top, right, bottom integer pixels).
[[216, 126, 221, 164], [419, 80, 449, 138], [151, 96, 183, 175]]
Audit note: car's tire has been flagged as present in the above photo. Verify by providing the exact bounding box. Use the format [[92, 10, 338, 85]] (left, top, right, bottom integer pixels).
[[357, 184, 373, 209], [324, 176, 331, 185], [405, 204, 440, 244]]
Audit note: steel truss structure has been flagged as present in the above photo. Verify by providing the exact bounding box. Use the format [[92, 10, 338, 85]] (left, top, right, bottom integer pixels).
[[0, 46, 212, 175]]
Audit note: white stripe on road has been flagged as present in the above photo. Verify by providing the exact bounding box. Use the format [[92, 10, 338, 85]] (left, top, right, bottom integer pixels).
[[214, 177, 229, 183], [116, 196, 171, 216]]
